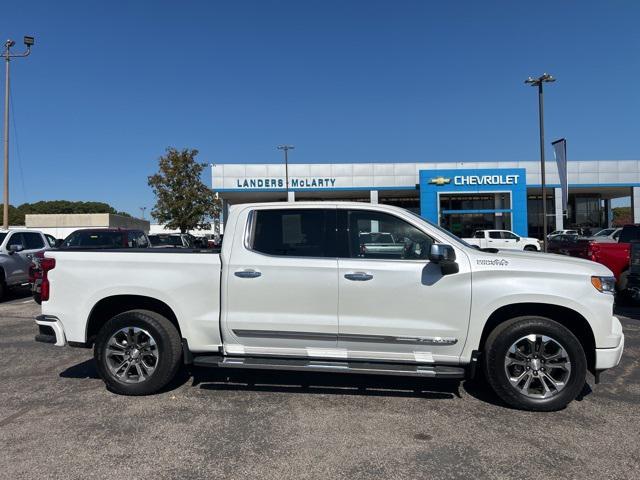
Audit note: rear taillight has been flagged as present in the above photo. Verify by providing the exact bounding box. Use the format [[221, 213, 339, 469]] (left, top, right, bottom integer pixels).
[[588, 243, 599, 262], [40, 257, 56, 302]]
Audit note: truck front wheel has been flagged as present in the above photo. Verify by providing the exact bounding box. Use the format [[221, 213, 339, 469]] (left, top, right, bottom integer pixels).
[[94, 310, 182, 395], [483, 316, 587, 411]]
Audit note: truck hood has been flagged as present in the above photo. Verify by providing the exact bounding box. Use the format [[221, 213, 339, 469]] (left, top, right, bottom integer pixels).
[[466, 248, 614, 277]]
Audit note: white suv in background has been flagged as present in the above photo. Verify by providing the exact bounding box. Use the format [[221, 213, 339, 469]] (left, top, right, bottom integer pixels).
[[0, 229, 55, 299]]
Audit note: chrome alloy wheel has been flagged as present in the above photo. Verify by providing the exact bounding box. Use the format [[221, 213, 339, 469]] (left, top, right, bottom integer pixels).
[[504, 334, 572, 399], [105, 327, 158, 383]]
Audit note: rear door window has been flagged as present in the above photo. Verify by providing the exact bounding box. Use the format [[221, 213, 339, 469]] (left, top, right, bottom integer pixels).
[[23, 232, 45, 250], [250, 209, 335, 257]]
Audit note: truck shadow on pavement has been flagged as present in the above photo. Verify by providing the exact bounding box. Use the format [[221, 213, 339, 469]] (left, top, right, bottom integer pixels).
[[195, 368, 460, 400], [60, 360, 592, 406]]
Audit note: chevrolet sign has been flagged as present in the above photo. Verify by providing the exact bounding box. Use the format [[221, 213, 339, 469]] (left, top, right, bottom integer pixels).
[[454, 174, 519, 186], [429, 176, 451, 186]]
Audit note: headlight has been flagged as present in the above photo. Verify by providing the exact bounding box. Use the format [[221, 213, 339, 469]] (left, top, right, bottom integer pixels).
[[591, 276, 616, 294]]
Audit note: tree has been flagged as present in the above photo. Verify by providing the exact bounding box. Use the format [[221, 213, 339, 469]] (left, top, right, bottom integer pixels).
[[612, 206, 632, 227], [2, 200, 131, 226], [148, 147, 220, 233]]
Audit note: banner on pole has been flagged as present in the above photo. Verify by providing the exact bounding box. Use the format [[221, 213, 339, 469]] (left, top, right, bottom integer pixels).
[[552, 138, 568, 212]]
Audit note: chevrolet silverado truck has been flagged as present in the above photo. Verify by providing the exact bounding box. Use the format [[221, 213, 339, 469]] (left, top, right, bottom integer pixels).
[[463, 230, 541, 251], [35, 202, 624, 411]]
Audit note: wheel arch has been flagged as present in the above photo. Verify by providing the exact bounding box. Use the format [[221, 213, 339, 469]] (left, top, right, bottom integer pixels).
[[86, 295, 181, 347], [478, 303, 596, 373]]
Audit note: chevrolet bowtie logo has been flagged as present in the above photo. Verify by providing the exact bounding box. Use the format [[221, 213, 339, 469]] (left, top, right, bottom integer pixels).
[[429, 176, 451, 186]]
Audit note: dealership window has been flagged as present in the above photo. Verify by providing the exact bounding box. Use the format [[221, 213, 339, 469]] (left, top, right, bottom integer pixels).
[[251, 209, 334, 257], [343, 210, 433, 260], [441, 212, 512, 238]]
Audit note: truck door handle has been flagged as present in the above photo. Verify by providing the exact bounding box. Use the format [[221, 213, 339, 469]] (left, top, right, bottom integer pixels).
[[235, 270, 262, 279], [344, 272, 373, 281]]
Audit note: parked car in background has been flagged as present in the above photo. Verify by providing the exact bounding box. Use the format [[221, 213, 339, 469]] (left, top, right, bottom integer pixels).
[[547, 234, 588, 258], [59, 229, 150, 249], [149, 233, 194, 248], [547, 229, 579, 240], [586, 228, 621, 243], [358, 231, 407, 257], [463, 230, 540, 251], [585, 225, 640, 294], [0, 229, 53, 299], [548, 225, 640, 295], [31, 229, 149, 303], [35, 202, 624, 411], [627, 241, 640, 301]]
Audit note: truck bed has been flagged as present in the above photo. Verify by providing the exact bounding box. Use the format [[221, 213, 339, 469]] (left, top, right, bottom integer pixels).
[[42, 248, 222, 351]]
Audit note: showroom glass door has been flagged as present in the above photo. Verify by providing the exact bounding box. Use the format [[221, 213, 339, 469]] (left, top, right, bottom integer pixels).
[[438, 193, 512, 238]]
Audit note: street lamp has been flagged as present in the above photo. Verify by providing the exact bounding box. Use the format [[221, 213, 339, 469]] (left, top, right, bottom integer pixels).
[[525, 73, 555, 251], [277, 145, 295, 198], [3, 36, 34, 229], [140, 207, 147, 219]]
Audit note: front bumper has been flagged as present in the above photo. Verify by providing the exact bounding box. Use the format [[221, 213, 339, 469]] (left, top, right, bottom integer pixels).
[[595, 316, 624, 370], [35, 315, 66, 347]]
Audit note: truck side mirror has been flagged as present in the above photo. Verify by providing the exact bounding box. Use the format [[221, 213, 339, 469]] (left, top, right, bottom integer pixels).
[[8, 244, 24, 254], [428, 244, 459, 275]]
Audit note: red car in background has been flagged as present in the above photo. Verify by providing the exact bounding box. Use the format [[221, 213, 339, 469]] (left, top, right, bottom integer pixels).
[[548, 225, 639, 294]]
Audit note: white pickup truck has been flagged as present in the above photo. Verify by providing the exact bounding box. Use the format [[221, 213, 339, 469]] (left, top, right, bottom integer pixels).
[[464, 230, 541, 251], [35, 202, 624, 411]]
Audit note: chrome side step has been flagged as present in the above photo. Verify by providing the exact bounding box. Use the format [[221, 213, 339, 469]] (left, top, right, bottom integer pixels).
[[192, 355, 465, 379]]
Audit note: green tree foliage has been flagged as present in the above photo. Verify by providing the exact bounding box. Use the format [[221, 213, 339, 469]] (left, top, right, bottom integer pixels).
[[612, 206, 632, 227], [2, 201, 131, 226], [147, 147, 220, 233]]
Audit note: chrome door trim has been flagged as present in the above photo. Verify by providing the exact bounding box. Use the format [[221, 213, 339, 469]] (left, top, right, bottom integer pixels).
[[233, 329, 457, 346], [233, 329, 338, 341], [340, 333, 458, 345]]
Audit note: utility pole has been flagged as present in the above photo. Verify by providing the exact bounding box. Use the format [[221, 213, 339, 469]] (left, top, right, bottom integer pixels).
[[2, 36, 34, 229], [277, 145, 295, 199], [525, 73, 555, 252]]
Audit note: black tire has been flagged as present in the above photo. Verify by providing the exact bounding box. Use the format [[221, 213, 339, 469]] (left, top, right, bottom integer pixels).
[[483, 316, 587, 411], [523, 245, 538, 252], [617, 270, 629, 292], [94, 309, 182, 395], [0, 280, 5, 301]]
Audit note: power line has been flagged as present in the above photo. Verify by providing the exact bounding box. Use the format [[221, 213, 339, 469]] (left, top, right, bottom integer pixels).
[[9, 85, 28, 204]]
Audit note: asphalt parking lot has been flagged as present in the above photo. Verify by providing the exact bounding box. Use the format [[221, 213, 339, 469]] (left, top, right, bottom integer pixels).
[[1, 292, 639, 479]]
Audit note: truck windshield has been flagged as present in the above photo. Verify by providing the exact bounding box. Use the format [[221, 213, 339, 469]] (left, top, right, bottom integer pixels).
[[0, 233, 6, 245]]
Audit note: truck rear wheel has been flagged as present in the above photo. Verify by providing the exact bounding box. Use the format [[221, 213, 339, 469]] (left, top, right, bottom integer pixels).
[[94, 310, 182, 395], [483, 316, 587, 411]]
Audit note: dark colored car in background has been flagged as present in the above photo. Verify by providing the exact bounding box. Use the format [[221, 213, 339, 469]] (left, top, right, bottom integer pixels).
[[59, 228, 150, 249], [31, 228, 150, 303], [547, 234, 586, 257]]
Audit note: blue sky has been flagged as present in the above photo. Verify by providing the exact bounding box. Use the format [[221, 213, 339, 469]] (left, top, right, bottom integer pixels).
[[4, 0, 639, 215]]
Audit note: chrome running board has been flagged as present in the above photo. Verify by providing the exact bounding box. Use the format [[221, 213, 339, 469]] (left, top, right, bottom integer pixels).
[[192, 355, 465, 379]]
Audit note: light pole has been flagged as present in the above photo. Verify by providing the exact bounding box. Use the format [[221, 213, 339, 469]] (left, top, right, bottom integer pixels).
[[277, 145, 294, 198], [140, 207, 147, 219], [525, 73, 555, 251], [3, 36, 34, 229]]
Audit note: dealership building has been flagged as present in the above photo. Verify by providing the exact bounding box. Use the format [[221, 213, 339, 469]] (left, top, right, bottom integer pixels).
[[212, 159, 640, 238]]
